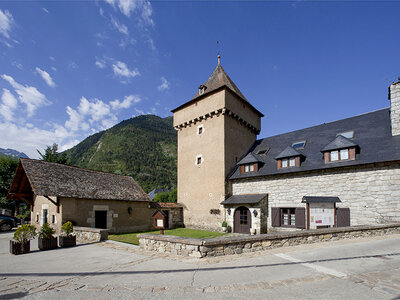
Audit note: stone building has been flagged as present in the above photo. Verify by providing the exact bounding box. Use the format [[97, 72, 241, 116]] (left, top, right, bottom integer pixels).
[[173, 58, 400, 234], [7, 159, 182, 234]]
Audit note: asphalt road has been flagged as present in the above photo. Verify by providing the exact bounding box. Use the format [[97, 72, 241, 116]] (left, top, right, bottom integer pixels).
[[0, 231, 399, 299]]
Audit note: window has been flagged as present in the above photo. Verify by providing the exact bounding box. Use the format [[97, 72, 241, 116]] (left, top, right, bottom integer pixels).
[[256, 147, 270, 155], [282, 159, 288, 168], [289, 158, 295, 167], [242, 163, 256, 173], [36, 213, 39, 223], [197, 125, 204, 135], [330, 148, 350, 161], [42, 209, 48, 224], [240, 209, 248, 225], [281, 157, 296, 168], [282, 208, 296, 227], [337, 131, 354, 139], [51, 214, 56, 224], [196, 155, 202, 165], [292, 141, 306, 150]]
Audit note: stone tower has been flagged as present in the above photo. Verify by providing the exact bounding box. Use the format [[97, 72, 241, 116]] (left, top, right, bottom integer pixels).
[[389, 79, 400, 136], [172, 57, 263, 230]]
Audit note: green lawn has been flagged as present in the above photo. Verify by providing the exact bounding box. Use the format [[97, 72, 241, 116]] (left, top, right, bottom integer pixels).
[[109, 228, 226, 245]]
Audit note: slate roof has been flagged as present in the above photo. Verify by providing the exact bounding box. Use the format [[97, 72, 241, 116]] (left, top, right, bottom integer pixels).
[[8, 159, 150, 202], [221, 194, 268, 205], [320, 135, 358, 152], [171, 63, 264, 117], [148, 188, 167, 200], [230, 108, 400, 180], [237, 152, 263, 165], [275, 146, 304, 159], [302, 196, 341, 203]]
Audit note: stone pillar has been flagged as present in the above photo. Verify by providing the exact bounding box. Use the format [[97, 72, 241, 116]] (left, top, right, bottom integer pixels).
[[389, 80, 400, 136]]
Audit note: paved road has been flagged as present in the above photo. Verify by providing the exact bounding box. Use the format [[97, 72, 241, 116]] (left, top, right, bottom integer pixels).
[[0, 231, 399, 299]]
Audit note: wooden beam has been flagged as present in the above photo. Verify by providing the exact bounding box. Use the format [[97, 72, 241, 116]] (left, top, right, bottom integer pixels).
[[8, 193, 32, 198]]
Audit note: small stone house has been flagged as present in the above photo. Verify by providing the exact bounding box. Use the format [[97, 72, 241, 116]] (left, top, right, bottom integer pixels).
[[7, 159, 155, 234]]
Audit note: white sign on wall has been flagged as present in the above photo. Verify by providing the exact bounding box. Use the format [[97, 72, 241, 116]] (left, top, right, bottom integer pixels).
[[309, 202, 334, 229], [157, 219, 163, 227]]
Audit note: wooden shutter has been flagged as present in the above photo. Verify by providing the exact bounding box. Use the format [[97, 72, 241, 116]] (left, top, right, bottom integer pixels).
[[336, 208, 350, 227], [295, 207, 306, 229], [271, 207, 281, 227], [240, 165, 245, 173]]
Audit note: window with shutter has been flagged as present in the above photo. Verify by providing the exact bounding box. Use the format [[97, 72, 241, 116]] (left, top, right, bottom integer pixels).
[[336, 208, 350, 227], [295, 207, 306, 229], [271, 207, 281, 227]]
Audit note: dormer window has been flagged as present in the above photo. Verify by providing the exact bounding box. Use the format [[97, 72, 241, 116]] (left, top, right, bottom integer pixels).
[[321, 135, 358, 164], [327, 148, 353, 162], [241, 163, 257, 173], [275, 146, 305, 169], [198, 84, 207, 95]]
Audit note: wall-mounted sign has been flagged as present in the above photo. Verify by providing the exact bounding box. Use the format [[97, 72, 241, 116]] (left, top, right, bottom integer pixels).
[[309, 202, 334, 229]]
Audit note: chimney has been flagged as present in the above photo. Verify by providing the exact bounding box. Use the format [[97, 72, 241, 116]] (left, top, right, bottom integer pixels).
[[389, 79, 400, 136]]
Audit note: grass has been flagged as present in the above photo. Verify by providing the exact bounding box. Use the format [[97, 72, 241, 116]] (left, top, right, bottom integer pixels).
[[109, 228, 226, 245]]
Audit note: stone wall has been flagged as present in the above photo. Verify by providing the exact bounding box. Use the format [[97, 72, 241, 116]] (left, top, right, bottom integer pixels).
[[232, 162, 400, 230], [74, 226, 109, 243], [390, 81, 400, 136], [139, 223, 400, 258]]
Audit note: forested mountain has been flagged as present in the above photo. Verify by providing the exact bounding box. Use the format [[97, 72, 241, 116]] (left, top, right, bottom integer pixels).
[[0, 148, 29, 158], [64, 115, 177, 193]]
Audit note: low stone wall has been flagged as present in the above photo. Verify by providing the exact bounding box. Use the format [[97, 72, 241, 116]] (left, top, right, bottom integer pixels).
[[74, 227, 109, 244], [138, 223, 400, 258]]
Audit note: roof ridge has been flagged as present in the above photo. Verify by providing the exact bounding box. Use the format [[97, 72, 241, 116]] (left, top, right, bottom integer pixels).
[[20, 158, 134, 180]]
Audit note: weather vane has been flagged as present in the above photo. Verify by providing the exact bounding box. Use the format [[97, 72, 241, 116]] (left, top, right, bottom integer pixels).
[[217, 40, 221, 65]]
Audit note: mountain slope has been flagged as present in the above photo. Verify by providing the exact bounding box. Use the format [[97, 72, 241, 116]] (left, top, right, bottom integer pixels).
[[0, 148, 29, 158], [65, 115, 176, 192]]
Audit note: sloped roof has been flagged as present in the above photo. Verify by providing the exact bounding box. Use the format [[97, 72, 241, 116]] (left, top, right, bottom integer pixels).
[[230, 108, 400, 180], [8, 159, 150, 202], [237, 152, 263, 165], [302, 196, 341, 203], [321, 135, 358, 152], [221, 194, 267, 205], [275, 146, 304, 159], [192, 64, 247, 102]]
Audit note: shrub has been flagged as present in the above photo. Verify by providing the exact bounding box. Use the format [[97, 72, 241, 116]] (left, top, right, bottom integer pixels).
[[13, 224, 36, 243], [38, 223, 55, 239], [61, 221, 73, 237], [222, 221, 228, 228]]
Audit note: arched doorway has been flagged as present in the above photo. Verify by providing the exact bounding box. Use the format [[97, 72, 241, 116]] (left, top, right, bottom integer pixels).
[[234, 206, 251, 234]]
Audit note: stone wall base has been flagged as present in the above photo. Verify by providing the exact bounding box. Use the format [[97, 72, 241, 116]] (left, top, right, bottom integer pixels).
[[74, 226, 109, 244], [138, 223, 400, 258]]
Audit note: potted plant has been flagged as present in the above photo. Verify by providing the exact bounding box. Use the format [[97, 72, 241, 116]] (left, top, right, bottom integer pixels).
[[10, 224, 36, 255], [38, 223, 57, 250], [222, 221, 228, 232], [59, 221, 76, 248]]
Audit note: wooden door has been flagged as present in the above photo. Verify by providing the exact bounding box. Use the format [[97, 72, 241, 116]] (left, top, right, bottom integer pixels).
[[234, 206, 251, 234], [95, 211, 107, 229]]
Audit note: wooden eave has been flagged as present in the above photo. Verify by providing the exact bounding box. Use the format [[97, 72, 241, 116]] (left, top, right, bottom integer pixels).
[[6, 161, 34, 207]]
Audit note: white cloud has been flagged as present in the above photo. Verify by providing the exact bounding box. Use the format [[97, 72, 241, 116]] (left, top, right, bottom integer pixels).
[[99, 7, 104, 16], [42, 8, 49, 13], [95, 60, 106, 69], [35, 67, 56, 87], [134, 108, 144, 115], [157, 77, 170, 91], [1, 74, 50, 117], [112, 61, 140, 80], [0, 89, 18, 121], [111, 16, 128, 35], [49, 56, 55, 61], [12, 61, 23, 70], [0, 9, 14, 39], [68, 61, 78, 69], [51, 67, 57, 72], [110, 94, 141, 110], [104, 0, 154, 25]]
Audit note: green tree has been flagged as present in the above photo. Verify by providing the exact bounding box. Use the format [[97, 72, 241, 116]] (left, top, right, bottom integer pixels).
[[0, 155, 18, 210], [153, 189, 177, 203], [37, 143, 68, 164]]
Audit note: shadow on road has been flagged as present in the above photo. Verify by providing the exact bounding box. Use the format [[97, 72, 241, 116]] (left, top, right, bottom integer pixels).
[[1, 252, 399, 277]]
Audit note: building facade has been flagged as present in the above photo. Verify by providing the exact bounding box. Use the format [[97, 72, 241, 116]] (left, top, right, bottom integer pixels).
[[174, 59, 400, 234]]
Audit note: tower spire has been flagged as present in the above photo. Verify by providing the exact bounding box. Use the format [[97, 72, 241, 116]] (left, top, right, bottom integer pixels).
[[218, 54, 221, 65]]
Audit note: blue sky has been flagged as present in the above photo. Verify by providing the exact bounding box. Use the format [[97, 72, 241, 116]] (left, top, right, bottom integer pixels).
[[0, 0, 399, 158]]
